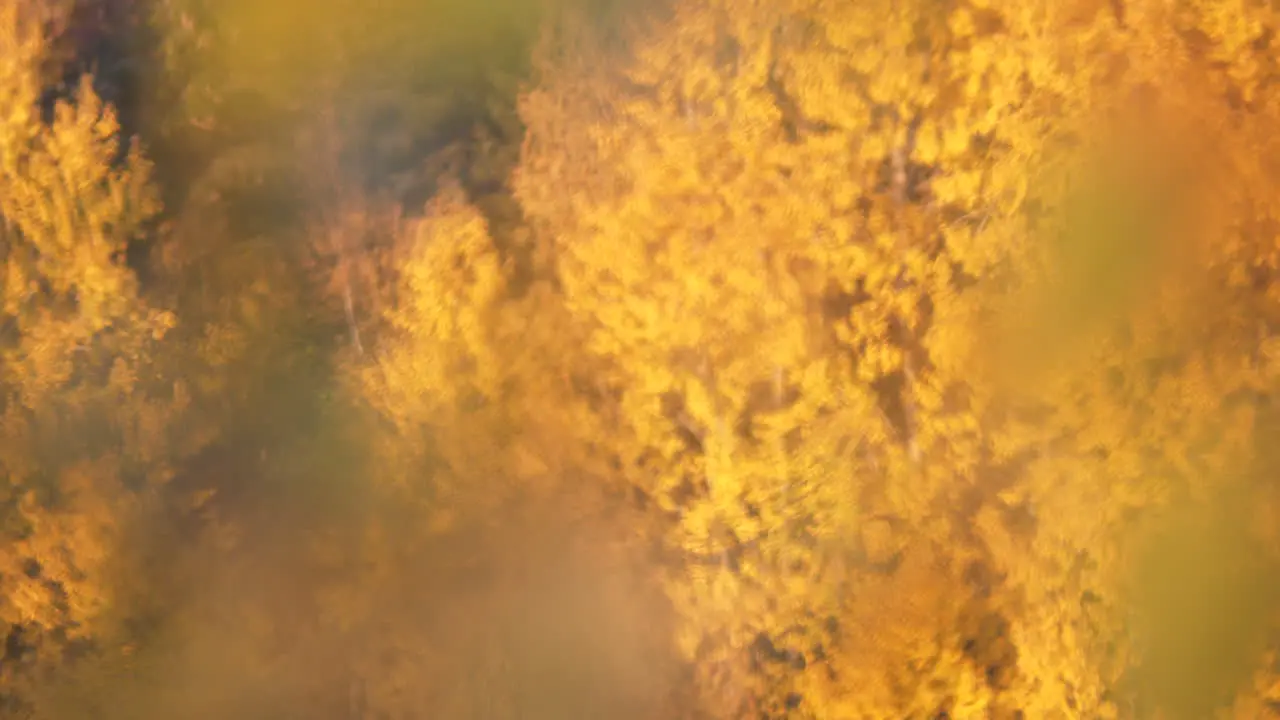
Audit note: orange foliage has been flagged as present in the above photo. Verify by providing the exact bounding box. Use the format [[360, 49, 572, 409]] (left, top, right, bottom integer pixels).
[[8, 0, 1280, 717]]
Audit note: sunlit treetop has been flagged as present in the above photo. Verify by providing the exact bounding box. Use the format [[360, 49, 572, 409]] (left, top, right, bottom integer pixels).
[[0, 1, 182, 708], [514, 0, 1280, 716]]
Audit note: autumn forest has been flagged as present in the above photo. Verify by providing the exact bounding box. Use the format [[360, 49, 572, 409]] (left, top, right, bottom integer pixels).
[[6, 0, 1280, 717]]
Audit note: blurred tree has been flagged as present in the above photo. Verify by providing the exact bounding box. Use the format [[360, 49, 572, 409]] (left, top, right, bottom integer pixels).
[[0, 0, 188, 711]]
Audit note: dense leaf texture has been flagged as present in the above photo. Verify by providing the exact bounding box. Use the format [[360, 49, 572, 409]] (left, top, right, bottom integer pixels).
[[6, 0, 1280, 718]]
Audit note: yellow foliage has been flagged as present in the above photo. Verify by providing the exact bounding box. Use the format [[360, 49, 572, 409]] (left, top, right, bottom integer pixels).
[[510, 0, 1280, 715], [0, 0, 181, 703], [7, 0, 1277, 713]]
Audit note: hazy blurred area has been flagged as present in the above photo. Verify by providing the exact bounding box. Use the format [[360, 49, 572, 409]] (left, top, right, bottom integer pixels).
[[977, 112, 1214, 394], [32, 486, 684, 719], [1125, 483, 1280, 720], [5, 1, 689, 718], [969, 99, 1280, 717], [136, 0, 535, 215]]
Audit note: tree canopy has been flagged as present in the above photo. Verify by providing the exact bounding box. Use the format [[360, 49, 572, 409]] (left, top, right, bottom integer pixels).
[[4, 0, 1280, 717]]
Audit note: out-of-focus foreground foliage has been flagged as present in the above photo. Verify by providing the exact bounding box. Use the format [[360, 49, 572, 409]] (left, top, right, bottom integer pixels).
[[5, 0, 1280, 717]]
